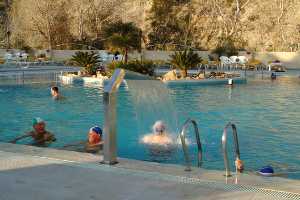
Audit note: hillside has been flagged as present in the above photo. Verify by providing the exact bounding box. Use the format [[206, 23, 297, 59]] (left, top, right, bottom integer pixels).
[[4, 0, 300, 52]]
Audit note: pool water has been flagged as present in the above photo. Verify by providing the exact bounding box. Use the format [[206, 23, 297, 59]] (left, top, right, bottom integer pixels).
[[0, 73, 300, 179]]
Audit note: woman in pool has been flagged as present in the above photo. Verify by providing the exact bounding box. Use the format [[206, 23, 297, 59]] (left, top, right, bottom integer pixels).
[[141, 121, 173, 146], [10, 117, 56, 146], [63, 126, 103, 153]]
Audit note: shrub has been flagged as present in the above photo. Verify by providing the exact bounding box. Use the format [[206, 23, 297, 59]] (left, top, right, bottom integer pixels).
[[169, 49, 202, 78], [212, 39, 238, 57], [21, 46, 33, 54], [71, 51, 100, 75], [108, 60, 155, 76]]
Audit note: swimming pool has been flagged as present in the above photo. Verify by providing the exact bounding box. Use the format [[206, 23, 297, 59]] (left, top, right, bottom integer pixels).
[[0, 71, 300, 179]]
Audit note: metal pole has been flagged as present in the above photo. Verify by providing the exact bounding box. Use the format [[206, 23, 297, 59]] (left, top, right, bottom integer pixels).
[[102, 69, 125, 164], [101, 69, 156, 164], [102, 92, 118, 164]]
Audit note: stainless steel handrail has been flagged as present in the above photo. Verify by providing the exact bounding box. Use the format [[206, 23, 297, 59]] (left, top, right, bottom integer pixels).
[[103, 68, 157, 165], [222, 122, 241, 177], [103, 69, 125, 165], [179, 118, 203, 171]]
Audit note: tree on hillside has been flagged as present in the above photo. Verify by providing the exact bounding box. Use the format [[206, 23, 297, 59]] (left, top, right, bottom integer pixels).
[[0, 0, 11, 48], [250, 0, 298, 51], [87, 0, 124, 38], [103, 21, 142, 63], [147, 0, 191, 50], [32, 0, 72, 50], [9, 0, 72, 50], [6, 0, 300, 51], [192, 0, 251, 49]]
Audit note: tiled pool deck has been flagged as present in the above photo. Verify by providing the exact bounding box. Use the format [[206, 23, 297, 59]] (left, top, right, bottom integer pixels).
[[0, 143, 299, 200]]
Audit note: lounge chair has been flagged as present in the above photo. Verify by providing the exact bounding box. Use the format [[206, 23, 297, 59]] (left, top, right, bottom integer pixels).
[[220, 56, 232, 70]]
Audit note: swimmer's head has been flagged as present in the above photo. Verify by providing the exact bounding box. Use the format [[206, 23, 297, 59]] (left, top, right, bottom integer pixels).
[[32, 117, 45, 126], [152, 121, 166, 135], [89, 126, 102, 136], [51, 86, 59, 96], [32, 117, 46, 133]]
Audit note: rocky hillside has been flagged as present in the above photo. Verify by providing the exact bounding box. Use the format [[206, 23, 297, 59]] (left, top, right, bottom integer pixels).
[[5, 0, 300, 52]]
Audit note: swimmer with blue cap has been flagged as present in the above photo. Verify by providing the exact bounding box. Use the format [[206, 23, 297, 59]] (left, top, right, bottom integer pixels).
[[10, 117, 56, 145], [63, 126, 103, 153], [85, 126, 103, 152]]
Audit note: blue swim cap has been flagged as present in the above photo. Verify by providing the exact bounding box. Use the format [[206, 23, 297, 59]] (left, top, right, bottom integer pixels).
[[90, 126, 102, 136], [259, 166, 274, 176]]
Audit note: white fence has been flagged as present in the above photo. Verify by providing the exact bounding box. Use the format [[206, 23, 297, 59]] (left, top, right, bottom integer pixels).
[[1, 49, 300, 69]]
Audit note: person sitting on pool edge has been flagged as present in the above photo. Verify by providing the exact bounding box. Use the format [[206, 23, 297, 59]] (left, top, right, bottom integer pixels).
[[10, 117, 56, 145], [51, 86, 63, 100], [141, 121, 173, 146], [63, 126, 103, 153]]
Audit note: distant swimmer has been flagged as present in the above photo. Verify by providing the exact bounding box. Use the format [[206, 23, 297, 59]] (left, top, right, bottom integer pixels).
[[141, 121, 173, 146], [10, 117, 56, 146], [51, 86, 64, 100]]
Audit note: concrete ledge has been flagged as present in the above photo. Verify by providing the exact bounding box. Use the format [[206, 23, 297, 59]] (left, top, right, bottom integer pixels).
[[0, 142, 299, 196]]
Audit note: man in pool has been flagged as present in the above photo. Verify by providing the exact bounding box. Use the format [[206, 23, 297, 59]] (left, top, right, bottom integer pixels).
[[141, 121, 173, 146], [51, 86, 63, 100], [63, 126, 103, 153], [11, 117, 56, 145], [84, 126, 103, 153]]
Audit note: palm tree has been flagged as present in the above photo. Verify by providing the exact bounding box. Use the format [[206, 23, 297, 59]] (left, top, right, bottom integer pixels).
[[169, 49, 202, 78], [71, 51, 100, 75], [103, 21, 142, 63]]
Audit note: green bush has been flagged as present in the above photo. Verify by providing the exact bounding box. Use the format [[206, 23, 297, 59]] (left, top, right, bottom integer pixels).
[[71, 51, 100, 75], [21, 45, 34, 54], [108, 60, 155, 76], [169, 49, 202, 78]]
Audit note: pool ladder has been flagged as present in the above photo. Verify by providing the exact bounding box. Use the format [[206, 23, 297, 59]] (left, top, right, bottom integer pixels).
[[222, 122, 241, 177], [180, 120, 241, 176], [179, 118, 203, 171]]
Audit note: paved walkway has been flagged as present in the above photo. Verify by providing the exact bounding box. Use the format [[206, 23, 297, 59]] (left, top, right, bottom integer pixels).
[[0, 143, 299, 200]]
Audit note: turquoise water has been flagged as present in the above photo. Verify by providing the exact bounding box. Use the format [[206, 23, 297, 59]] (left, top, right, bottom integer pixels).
[[0, 73, 300, 179]]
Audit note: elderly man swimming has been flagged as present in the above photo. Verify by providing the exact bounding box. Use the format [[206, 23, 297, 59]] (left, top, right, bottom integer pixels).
[[10, 117, 56, 145], [141, 121, 173, 146]]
